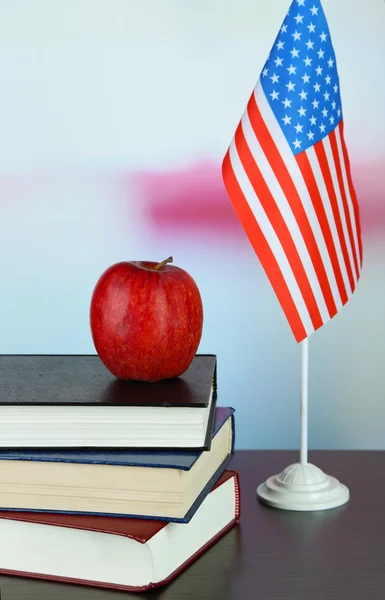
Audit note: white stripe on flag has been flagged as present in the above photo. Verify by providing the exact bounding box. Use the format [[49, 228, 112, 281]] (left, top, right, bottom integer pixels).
[[255, 84, 344, 310], [322, 135, 358, 284], [228, 139, 314, 334], [335, 124, 361, 267], [305, 145, 353, 295], [241, 111, 330, 323]]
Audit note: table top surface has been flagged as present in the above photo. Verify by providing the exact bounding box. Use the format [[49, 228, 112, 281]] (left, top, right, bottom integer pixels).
[[1, 450, 385, 600]]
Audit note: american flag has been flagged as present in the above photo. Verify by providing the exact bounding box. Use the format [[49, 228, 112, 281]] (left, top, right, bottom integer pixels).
[[222, 0, 362, 342]]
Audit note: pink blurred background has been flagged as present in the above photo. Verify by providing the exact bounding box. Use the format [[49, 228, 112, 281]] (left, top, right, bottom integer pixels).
[[1, 0, 384, 448]]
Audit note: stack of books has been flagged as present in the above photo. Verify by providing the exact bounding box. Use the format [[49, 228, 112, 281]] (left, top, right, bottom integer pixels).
[[0, 354, 239, 592]]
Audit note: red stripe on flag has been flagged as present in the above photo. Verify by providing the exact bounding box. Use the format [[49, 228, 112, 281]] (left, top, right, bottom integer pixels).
[[222, 150, 307, 342], [296, 150, 348, 306], [235, 122, 323, 331], [247, 95, 337, 319], [314, 140, 356, 293], [339, 121, 363, 268], [329, 128, 360, 281]]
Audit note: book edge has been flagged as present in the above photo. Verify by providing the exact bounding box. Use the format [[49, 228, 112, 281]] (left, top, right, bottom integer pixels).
[[0, 455, 235, 525], [0, 407, 235, 469]]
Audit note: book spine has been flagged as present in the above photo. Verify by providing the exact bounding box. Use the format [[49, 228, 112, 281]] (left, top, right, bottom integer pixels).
[[233, 471, 241, 521], [230, 409, 236, 454]]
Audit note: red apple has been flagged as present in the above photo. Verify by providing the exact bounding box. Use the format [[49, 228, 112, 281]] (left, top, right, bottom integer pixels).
[[90, 257, 203, 381]]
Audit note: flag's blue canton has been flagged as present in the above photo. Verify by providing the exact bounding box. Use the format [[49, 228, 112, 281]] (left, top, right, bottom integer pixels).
[[261, 0, 343, 156]]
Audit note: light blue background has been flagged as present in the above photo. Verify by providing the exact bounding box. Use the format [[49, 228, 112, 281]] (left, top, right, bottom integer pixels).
[[1, 0, 384, 449]]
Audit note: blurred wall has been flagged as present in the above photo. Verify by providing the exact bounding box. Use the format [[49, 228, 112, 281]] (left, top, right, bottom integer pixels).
[[1, 0, 384, 449]]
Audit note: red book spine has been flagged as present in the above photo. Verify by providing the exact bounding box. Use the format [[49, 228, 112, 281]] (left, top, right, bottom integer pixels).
[[234, 470, 241, 520]]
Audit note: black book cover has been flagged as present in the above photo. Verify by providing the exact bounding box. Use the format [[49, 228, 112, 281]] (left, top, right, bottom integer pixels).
[[0, 354, 217, 449]]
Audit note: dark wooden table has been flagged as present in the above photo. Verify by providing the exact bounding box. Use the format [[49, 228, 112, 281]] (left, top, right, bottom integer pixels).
[[1, 451, 385, 599]]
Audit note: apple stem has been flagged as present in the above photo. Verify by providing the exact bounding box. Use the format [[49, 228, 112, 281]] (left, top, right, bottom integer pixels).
[[154, 256, 173, 270]]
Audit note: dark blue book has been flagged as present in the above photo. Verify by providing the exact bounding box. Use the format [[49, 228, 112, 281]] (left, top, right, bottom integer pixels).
[[0, 407, 235, 523]]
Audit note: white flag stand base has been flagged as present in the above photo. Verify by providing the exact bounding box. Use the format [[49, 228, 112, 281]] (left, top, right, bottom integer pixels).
[[257, 462, 349, 511]]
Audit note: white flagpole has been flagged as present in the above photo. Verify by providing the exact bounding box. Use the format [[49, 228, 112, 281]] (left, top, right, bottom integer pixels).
[[300, 337, 309, 465], [257, 331, 349, 509]]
